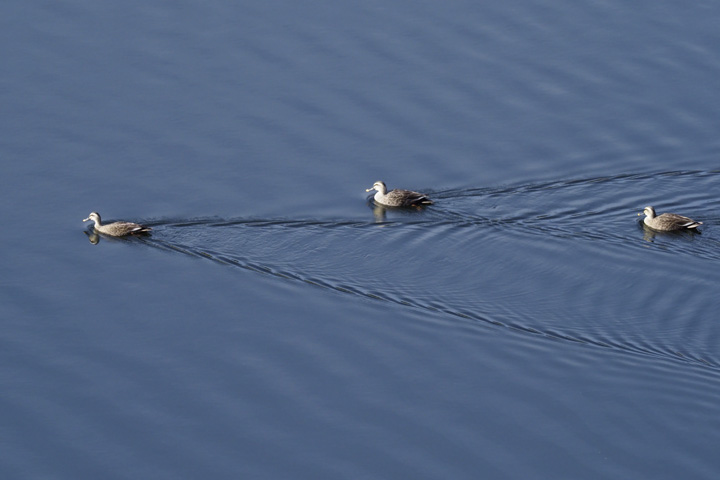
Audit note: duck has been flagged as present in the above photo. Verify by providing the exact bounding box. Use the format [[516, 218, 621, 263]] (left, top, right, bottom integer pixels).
[[365, 181, 433, 207], [83, 212, 152, 236], [638, 206, 702, 231]]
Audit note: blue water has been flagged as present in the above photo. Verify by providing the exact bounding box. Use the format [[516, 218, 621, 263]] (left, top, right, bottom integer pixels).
[[2, 1, 720, 478]]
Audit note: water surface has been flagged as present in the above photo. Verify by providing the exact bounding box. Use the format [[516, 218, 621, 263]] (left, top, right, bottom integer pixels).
[[2, 0, 720, 478]]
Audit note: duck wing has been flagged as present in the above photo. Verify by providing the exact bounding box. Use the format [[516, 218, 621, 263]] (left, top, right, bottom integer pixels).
[[388, 189, 433, 207], [106, 222, 152, 235], [657, 213, 702, 230]]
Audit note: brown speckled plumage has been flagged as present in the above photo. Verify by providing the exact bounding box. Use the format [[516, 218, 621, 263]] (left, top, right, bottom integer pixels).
[[83, 212, 151, 236], [366, 181, 433, 207], [639, 206, 702, 231]]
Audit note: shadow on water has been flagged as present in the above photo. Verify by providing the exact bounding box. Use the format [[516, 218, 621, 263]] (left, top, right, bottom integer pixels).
[[366, 197, 433, 223], [84, 225, 153, 245], [86, 170, 720, 371], [639, 223, 702, 243], [84, 229, 153, 245]]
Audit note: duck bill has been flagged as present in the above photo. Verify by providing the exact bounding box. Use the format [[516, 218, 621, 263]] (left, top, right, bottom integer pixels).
[[83, 217, 90, 222]]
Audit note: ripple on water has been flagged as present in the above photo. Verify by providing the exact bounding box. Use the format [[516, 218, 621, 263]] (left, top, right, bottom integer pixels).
[[123, 170, 720, 372]]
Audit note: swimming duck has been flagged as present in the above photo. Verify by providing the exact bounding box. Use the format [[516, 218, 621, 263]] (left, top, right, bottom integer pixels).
[[365, 181, 433, 207], [638, 206, 702, 231], [83, 212, 151, 236]]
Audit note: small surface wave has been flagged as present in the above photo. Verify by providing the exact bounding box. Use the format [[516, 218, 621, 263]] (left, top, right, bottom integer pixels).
[[121, 170, 720, 372]]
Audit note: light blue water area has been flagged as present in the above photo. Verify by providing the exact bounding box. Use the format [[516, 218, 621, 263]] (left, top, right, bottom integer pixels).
[[2, 0, 720, 478]]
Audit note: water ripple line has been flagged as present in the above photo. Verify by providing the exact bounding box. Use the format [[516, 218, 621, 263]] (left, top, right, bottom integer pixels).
[[139, 235, 720, 373]]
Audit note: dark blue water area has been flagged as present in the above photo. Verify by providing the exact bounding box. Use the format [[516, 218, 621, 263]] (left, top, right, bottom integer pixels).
[[2, 0, 720, 478]]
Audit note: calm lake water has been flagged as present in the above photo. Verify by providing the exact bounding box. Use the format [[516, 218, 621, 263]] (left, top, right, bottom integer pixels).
[[2, 1, 720, 478]]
